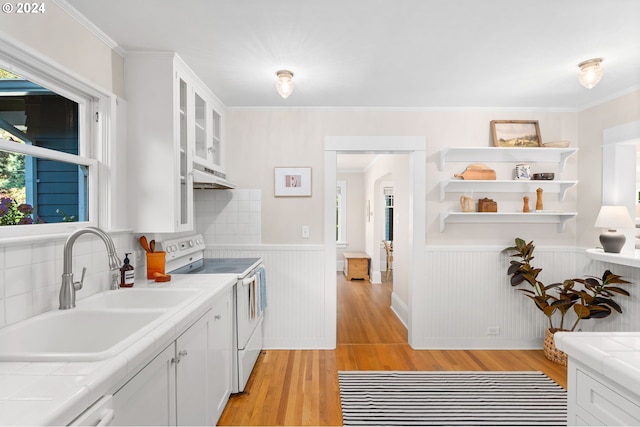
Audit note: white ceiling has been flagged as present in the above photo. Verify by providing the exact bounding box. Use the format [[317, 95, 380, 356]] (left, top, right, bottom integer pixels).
[[64, 0, 640, 110]]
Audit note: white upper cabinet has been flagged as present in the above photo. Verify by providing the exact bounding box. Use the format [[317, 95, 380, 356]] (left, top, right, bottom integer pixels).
[[126, 52, 226, 232], [191, 81, 226, 174]]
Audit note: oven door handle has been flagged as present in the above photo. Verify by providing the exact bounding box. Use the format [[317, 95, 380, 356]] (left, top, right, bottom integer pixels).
[[242, 276, 256, 286]]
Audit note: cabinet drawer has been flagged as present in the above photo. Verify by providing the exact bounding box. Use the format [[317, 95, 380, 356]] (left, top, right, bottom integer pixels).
[[349, 259, 368, 269], [576, 369, 640, 425]]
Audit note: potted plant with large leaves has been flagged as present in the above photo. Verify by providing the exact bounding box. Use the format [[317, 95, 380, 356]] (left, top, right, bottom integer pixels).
[[505, 237, 633, 365]]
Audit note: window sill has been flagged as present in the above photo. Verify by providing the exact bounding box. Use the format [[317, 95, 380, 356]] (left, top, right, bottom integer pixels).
[[0, 226, 133, 247]]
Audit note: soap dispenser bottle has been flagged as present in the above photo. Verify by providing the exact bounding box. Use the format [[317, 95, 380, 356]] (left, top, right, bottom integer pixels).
[[120, 253, 135, 288]]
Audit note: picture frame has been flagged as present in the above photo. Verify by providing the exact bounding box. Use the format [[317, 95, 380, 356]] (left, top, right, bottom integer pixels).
[[490, 120, 542, 147], [274, 167, 312, 197]]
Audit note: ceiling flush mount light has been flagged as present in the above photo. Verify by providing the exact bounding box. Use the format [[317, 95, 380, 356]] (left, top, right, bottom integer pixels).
[[275, 70, 294, 99], [594, 205, 634, 253], [578, 58, 604, 89]]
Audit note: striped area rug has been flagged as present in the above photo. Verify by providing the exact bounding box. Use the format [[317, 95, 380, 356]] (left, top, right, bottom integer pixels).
[[338, 371, 566, 426]]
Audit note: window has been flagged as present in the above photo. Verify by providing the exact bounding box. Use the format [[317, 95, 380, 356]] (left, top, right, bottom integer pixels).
[[0, 69, 90, 226], [0, 38, 107, 238], [336, 180, 347, 243], [384, 186, 394, 241]]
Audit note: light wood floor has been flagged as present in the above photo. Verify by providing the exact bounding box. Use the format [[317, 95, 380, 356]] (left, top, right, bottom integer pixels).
[[218, 272, 567, 426]]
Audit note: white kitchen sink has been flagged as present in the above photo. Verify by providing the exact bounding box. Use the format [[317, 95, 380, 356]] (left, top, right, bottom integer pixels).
[[77, 288, 201, 309], [0, 309, 166, 362]]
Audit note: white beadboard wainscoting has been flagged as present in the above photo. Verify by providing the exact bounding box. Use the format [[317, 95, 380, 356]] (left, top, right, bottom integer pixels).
[[413, 246, 640, 349], [578, 255, 640, 332], [205, 244, 333, 349]]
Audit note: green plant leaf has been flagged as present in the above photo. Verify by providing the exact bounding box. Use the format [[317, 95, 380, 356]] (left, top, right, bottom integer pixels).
[[510, 273, 525, 287], [507, 261, 523, 275], [604, 286, 631, 296], [543, 305, 556, 317], [586, 306, 612, 319], [573, 304, 590, 318], [599, 298, 623, 313]]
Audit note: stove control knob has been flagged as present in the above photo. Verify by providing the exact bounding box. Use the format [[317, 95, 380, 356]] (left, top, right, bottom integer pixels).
[[189, 240, 194, 247]]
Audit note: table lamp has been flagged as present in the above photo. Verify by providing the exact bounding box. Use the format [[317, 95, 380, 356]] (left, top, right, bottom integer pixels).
[[594, 205, 635, 253]]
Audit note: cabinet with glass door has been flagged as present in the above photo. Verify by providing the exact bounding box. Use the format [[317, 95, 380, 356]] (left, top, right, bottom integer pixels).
[[125, 52, 194, 232], [191, 81, 225, 175]]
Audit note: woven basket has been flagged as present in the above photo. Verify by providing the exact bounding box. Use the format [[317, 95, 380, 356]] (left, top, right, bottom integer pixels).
[[543, 328, 567, 366]]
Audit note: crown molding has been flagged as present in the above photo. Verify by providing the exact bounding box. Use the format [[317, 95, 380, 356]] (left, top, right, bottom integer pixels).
[[53, 0, 126, 57]]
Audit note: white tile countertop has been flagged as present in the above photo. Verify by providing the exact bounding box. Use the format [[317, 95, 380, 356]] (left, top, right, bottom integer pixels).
[[555, 331, 640, 397], [0, 274, 237, 426]]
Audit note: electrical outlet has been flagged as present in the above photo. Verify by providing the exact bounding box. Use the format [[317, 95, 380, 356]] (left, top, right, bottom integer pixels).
[[302, 225, 310, 239], [487, 327, 500, 336]]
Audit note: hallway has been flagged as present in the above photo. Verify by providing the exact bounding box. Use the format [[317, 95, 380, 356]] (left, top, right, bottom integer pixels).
[[218, 272, 567, 426], [337, 271, 406, 345]]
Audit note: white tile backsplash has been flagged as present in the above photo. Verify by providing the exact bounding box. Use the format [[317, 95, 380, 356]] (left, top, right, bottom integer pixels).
[[0, 231, 137, 328], [0, 190, 260, 327], [195, 189, 261, 244]]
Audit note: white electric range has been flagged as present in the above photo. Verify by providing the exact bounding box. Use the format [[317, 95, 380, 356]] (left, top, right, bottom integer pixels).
[[158, 234, 265, 393]]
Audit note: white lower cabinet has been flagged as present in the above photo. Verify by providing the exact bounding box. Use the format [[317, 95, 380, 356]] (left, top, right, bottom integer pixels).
[[208, 289, 232, 423], [111, 290, 232, 426], [112, 345, 176, 426], [567, 363, 640, 425]]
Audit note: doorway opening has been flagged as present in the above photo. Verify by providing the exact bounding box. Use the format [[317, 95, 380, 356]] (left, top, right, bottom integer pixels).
[[324, 136, 427, 348], [336, 154, 406, 344]]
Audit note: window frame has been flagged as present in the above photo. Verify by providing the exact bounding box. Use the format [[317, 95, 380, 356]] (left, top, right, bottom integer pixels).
[[0, 33, 113, 240], [384, 186, 394, 241]]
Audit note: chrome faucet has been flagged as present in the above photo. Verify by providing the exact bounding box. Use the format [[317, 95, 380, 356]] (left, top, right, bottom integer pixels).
[[59, 227, 122, 310]]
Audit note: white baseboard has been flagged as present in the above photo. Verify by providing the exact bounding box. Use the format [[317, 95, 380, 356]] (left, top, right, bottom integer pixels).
[[370, 270, 382, 284], [391, 292, 408, 328]]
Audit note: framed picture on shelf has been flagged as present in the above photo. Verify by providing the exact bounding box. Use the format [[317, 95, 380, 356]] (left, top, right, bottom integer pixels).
[[274, 167, 312, 197], [490, 120, 542, 147]]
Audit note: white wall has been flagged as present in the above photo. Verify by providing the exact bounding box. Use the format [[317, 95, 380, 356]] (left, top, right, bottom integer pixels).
[[0, 0, 124, 97], [576, 90, 640, 248], [336, 172, 365, 263], [225, 110, 581, 246], [226, 100, 640, 348]]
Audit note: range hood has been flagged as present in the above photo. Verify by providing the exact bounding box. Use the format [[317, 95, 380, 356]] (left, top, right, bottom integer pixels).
[[192, 164, 236, 189]]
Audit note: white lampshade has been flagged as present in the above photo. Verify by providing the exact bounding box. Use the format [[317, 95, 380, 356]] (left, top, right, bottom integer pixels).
[[578, 58, 603, 89], [594, 205, 634, 253], [594, 205, 634, 230], [275, 70, 294, 99]]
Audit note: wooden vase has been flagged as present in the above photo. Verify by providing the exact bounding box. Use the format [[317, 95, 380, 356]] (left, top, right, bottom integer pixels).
[[536, 188, 544, 211]]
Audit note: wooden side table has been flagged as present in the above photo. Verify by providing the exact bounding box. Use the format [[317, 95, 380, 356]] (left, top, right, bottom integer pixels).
[[343, 252, 370, 281]]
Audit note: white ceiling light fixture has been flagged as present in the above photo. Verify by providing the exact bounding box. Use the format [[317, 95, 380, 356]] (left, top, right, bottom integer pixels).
[[275, 70, 294, 99], [578, 58, 604, 89]]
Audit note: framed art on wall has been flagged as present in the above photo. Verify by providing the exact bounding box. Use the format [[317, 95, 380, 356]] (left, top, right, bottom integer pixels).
[[274, 167, 312, 197], [490, 120, 542, 147]]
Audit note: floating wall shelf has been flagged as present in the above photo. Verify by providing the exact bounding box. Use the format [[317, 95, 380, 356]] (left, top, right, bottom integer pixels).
[[439, 147, 578, 171], [439, 179, 578, 201], [439, 211, 577, 232]]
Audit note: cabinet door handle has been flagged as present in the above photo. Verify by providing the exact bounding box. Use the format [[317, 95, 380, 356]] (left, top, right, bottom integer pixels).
[[178, 350, 188, 358], [171, 357, 180, 364], [214, 314, 222, 320]]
